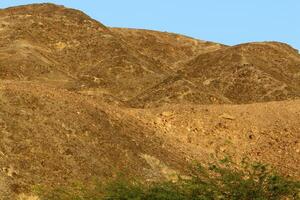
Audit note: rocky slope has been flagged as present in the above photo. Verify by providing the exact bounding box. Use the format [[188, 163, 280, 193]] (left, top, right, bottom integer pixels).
[[0, 3, 166, 101], [182, 42, 300, 104], [0, 80, 187, 197], [0, 3, 299, 199], [130, 42, 300, 107], [112, 28, 224, 70]]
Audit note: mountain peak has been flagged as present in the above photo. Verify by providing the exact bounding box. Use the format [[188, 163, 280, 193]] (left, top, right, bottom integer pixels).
[[0, 3, 105, 27]]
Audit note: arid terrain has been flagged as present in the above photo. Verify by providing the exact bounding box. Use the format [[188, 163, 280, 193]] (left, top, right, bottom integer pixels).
[[0, 3, 299, 199]]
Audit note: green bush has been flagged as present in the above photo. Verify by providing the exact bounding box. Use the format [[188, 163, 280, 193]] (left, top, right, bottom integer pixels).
[[38, 159, 300, 200], [104, 159, 300, 200]]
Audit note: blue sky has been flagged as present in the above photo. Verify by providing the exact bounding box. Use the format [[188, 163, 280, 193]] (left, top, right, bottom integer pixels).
[[1, 0, 299, 50]]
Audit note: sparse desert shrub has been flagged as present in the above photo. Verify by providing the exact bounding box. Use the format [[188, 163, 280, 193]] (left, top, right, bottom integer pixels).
[[104, 158, 300, 200], [37, 159, 300, 200]]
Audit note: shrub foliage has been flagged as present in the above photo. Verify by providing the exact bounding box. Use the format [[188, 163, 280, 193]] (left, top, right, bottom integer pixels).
[[38, 159, 300, 200]]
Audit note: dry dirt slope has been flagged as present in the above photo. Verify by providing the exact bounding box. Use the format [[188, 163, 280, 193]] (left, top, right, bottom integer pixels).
[[0, 81, 299, 199], [0, 3, 224, 102], [0, 81, 189, 198], [128, 42, 300, 108], [0, 3, 166, 101], [1, 3, 299, 105], [183, 42, 300, 104], [112, 28, 225, 70], [128, 101, 300, 179], [0, 3, 299, 199]]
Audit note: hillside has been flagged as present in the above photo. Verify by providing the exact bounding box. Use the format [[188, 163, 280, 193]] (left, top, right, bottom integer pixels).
[[112, 28, 224, 70], [0, 3, 166, 101], [129, 42, 300, 107], [0, 80, 193, 197], [0, 3, 299, 199], [183, 42, 300, 103]]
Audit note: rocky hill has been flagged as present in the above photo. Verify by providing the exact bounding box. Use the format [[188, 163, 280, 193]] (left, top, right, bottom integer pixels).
[[112, 28, 224, 70], [129, 42, 300, 108], [0, 3, 299, 199], [183, 42, 300, 103]]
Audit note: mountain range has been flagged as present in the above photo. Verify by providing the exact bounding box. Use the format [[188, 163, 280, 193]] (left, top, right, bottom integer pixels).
[[0, 3, 299, 199]]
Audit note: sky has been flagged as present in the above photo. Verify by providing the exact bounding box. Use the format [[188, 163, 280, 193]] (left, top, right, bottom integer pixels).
[[0, 0, 299, 50]]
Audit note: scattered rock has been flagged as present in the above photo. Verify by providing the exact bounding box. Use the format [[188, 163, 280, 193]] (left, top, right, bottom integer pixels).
[[219, 113, 235, 120], [161, 111, 173, 117], [141, 154, 179, 182], [2, 166, 18, 177], [203, 78, 214, 86]]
